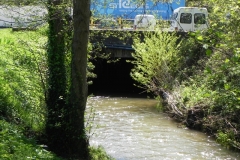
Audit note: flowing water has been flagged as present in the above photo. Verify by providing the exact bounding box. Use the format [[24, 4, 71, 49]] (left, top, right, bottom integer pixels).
[[87, 96, 240, 160]]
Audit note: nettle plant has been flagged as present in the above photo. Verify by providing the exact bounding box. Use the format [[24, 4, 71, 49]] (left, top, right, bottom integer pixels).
[[130, 30, 182, 94]]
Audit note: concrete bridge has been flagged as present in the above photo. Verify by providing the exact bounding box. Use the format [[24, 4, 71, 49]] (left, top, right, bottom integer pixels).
[[88, 29, 187, 96], [89, 29, 186, 58], [89, 29, 146, 58]]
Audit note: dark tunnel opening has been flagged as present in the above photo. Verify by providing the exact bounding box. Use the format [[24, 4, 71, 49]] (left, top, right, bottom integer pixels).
[[88, 58, 150, 98]]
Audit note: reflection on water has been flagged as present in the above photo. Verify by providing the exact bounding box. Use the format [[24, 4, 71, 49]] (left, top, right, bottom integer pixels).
[[87, 97, 240, 160]]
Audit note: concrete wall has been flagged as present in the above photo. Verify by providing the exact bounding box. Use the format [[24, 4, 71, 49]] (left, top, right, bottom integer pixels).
[[0, 6, 47, 28]]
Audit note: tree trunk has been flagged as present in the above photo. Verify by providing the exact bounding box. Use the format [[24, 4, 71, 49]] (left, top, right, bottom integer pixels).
[[46, 0, 68, 156], [46, 0, 90, 158], [66, 0, 90, 159]]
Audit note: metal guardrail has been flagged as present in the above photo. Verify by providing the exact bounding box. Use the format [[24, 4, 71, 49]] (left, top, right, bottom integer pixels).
[[104, 44, 134, 50]]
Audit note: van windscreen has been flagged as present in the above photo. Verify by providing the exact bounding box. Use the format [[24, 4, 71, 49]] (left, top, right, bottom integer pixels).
[[180, 13, 192, 24], [194, 13, 206, 24]]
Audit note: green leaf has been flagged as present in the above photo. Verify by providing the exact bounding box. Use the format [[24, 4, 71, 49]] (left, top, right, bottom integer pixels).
[[189, 32, 196, 37], [197, 35, 203, 41], [205, 66, 212, 73], [203, 93, 211, 98], [206, 49, 212, 56], [224, 83, 230, 90], [225, 58, 230, 63], [231, 91, 237, 96]]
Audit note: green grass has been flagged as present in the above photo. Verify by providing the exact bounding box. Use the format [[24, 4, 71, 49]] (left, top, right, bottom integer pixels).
[[0, 120, 62, 160], [0, 28, 47, 131], [89, 146, 114, 160], [0, 28, 59, 159], [0, 28, 114, 159]]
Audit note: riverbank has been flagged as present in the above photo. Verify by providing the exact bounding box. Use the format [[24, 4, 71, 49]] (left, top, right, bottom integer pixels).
[[88, 96, 240, 159], [161, 84, 240, 151], [128, 28, 240, 151], [0, 28, 114, 159]]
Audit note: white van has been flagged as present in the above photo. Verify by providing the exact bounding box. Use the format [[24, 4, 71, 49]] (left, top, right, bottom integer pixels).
[[134, 14, 156, 30], [169, 7, 208, 32]]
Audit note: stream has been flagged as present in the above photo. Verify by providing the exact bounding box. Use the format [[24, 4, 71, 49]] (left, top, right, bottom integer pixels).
[[87, 96, 240, 160]]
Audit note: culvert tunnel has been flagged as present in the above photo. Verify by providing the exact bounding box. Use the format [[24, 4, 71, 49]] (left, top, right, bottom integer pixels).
[[88, 58, 149, 98]]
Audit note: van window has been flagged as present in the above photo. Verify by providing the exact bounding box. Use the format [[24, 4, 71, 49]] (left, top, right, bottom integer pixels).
[[180, 13, 192, 24], [194, 13, 206, 24]]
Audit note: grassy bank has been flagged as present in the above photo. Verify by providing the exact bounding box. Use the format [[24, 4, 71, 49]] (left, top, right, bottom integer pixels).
[[125, 2, 240, 151], [174, 34, 240, 149], [0, 120, 61, 159], [130, 29, 240, 151], [0, 28, 47, 130], [0, 28, 113, 159], [0, 28, 59, 159]]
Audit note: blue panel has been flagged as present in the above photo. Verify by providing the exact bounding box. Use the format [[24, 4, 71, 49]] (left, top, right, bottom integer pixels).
[[91, 0, 185, 19]]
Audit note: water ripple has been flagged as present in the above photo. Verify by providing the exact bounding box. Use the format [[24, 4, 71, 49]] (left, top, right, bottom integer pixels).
[[87, 97, 240, 160]]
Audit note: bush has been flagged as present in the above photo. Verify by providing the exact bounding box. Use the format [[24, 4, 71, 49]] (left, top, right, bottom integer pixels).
[[89, 146, 114, 160], [0, 120, 61, 160], [130, 30, 182, 93]]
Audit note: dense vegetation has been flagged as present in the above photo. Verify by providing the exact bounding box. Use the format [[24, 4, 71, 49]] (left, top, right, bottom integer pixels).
[[0, 28, 113, 159], [0, 28, 57, 159], [130, 0, 240, 150], [1, 0, 239, 158]]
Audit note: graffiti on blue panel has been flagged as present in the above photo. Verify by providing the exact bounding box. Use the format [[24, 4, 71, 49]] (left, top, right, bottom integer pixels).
[[91, 0, 185, 19]]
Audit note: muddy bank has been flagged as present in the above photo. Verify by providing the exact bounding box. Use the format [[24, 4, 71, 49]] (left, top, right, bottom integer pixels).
[[161, 94, 240, 151]]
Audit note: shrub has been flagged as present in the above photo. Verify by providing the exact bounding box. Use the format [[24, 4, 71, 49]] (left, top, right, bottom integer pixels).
[[130, 30, 182, 94], [0, 120, 61, 159], [89, 146, 114, 160]]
